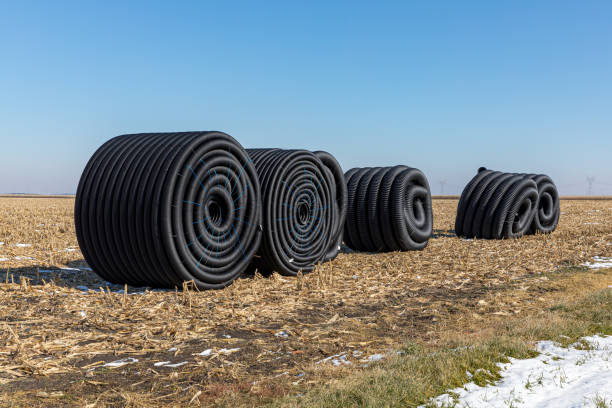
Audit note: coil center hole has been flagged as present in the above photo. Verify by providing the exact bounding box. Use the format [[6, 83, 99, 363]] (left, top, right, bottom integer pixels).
[[515, 200, 531, 228], [208, 200, 224, 226], [297, 202, 310, 226], [540, 194, 552, 216]]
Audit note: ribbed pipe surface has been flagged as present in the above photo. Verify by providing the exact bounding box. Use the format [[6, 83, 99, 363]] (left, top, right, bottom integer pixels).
[[455, 167, 559, 239], [344, 166, 433, 252], [246, 148, 345, 275], [75, 131, 262, 289]]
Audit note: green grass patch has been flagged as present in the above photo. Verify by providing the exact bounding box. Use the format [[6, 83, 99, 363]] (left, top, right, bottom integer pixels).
[[270, 288, 612, 408]]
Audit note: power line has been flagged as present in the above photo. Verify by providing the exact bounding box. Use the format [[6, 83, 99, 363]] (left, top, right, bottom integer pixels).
[[439, 180, 447, 194], [586, 176, 595, 195]]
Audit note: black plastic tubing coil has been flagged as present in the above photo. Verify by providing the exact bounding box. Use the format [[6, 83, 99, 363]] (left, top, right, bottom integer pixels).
[[344, 166, 433, 252], [75, 131, 262, 289], [246, 148, 345, 276], [455, 167, 560, 239], [312, 151, 347, 262]]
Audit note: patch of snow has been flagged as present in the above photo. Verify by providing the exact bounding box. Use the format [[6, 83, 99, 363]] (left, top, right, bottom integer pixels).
[[367, 353, 384, 362], [154, 361, 170, 367], [0, 242, 4, 246], [275, 331, 289, 338], [163, 361, 187, 368], [218, 348, 240, 355], [168, 347, 177, 352], [60, 267, 80, 272], [14, 256, 35, 261], [584, 222, 601, 225], [15, 243, 32, 247], [103, 358, 138, 368], [221, 334, 232, 338], [64, 248, 77, 252], [198, 349, 213, 357], [423, 335, 612, 408], [0, 258, 8, 262], [583, 256, 612, 269], [79, 310, 86, 318], [331, 354, 352, 366], [316, 353, 346, 365]]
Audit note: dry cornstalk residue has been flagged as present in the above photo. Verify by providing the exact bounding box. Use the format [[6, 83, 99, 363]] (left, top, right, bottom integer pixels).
[[0, 197, 611, 406]]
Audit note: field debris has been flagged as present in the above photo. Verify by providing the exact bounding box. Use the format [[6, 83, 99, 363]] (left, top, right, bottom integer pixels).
[[0, 197, 611, 405]]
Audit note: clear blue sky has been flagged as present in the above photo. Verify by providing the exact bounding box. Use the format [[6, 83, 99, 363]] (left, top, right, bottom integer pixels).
[[1, 1, 610, 195]]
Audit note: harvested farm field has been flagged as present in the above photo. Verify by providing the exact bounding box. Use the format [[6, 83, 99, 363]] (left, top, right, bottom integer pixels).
[[1, 197, 611, 407]]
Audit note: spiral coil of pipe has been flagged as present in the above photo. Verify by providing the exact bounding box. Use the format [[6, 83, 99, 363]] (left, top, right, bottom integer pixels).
[[75, 131, 262, 289], [455, 167, 560, 239]]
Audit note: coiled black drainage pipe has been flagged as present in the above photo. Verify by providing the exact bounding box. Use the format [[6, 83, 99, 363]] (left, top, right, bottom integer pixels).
[[246, 149, 344, 276], [455, 167, 559, 239], [344, 166, 433, 252], [313, 151, 347, 262], [75, 131, 262, 289], [527, 174, 560, 234]]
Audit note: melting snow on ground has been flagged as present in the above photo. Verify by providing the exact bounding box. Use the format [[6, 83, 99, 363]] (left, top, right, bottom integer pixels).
[[154, 361, 187, 368], [582, 256, 612, 269], [424, 335, 612, 408], [103, 358, 138, 368], [14, 256, 35, 261], [316, 351, 387, 367], [218, 348, 240, 355]]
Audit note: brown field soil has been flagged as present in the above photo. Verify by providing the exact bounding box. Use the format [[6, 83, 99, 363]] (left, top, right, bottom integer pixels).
[[0, 197, 611, 407]]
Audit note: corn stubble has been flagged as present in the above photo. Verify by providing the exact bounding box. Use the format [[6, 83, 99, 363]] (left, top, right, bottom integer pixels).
[[0, 197, 611, 406]]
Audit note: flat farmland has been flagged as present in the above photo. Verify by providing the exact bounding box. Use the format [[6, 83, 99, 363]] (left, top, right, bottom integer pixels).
[[0, 197, 611, 407]]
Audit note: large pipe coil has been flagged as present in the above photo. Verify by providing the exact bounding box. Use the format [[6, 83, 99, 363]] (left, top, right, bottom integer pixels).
[[455, 167, 559, 239], [526, 174, 560, 234], [313, 151, 347, 261], [344, 166, 433, 252], [75, 131, 262, 289], [246, 148, 345, 275]]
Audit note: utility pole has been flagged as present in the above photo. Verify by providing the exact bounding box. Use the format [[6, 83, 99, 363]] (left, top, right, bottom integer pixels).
[[587, 177, 595, 196], [439, 180, 447, 195]]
